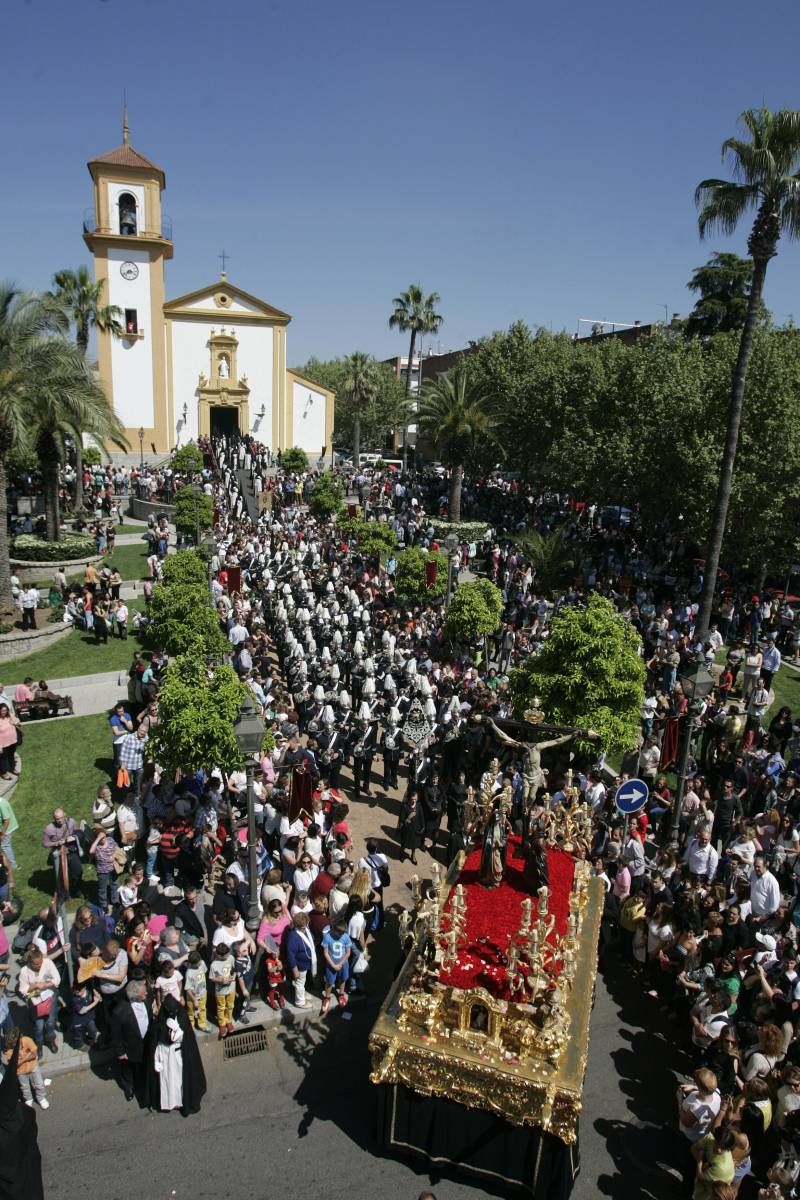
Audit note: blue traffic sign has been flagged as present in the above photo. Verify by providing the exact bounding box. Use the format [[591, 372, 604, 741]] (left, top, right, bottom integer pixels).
[[615, 778, 649, 816]]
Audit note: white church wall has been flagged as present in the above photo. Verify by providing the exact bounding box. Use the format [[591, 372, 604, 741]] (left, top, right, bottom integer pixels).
[[178, 293, 264, 316], [291, 381, 327, 452], [107, 245, 154, 427], [170, 319, 273, 443]]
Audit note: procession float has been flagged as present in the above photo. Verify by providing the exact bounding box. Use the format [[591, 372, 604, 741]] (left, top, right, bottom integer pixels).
[[369, 716, 603, 1198]]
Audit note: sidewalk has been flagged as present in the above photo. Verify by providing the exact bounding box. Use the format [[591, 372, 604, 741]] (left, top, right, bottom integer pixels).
[[2, 896, 328, 1079]]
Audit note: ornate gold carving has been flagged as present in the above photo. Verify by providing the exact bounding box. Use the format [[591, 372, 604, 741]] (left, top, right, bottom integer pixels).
[[368, 860, 602, 1145]]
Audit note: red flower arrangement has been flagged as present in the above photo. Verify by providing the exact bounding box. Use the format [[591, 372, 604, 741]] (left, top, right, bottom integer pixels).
[[436, 836, 575, 1001]]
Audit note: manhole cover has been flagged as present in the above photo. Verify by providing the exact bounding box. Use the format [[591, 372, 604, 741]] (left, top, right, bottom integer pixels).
[[223, 1025, 269, 1060]]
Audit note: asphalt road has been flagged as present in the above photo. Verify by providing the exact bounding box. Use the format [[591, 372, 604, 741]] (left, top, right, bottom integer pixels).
[[35, 959, 690, 1200]]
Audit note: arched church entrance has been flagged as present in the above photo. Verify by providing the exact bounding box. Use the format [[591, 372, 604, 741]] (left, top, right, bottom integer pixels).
[[210, 406, 239, 437]]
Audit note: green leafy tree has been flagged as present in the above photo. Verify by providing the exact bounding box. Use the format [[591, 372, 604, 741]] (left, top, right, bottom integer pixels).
[[509, 595, 644, 757], [146, 582, 228, 658], [694, 107, 800, 636], [417, 368, 498, 521], [518, 529, 576, 597], [684, 251, 770, 338], [160, 549, 209, 588], [151, 656, 247, 774], [46, 266, 123, 512], [444, 578, 503, 643], [174, 485, 213, 543], [280, 446, 309, 473], [341, 517, 397, 562], [337, 352, 381, 466], [310, 471, 344, 518], [395, 546, 448, 603], [82, 445, 102, 467], [171, 442, 204, 475], [388, 284, 444, 466]]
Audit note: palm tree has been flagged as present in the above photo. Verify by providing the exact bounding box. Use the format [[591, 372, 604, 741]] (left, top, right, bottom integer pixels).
[[694, 107, 800, 637], [47, 267, 123, 512], [339, 352, 381, 467], [0, 285, 72, 610], [518, 529, 575, 597], [417, 368, 497, 522], [31, 361, 127, 542], [388, 284, 443, 467]]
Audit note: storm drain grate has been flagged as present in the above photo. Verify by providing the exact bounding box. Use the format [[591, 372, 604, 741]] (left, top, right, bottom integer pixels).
[[223, 1025, 269, 1060]]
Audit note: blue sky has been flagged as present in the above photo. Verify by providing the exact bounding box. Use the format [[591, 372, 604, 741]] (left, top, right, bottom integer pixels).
[[2, 0, 799, 363]]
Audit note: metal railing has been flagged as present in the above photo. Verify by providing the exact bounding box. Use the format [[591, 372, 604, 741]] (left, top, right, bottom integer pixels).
[[82, 208, 173, 241]]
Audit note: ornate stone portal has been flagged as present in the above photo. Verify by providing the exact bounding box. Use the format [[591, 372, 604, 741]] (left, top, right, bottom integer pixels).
[[196, 328, 250, 436]]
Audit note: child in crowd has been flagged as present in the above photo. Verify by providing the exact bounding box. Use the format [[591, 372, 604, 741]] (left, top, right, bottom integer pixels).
[[2, 1027, 50, 1110], [70, 980, 102, 1046], [208, 943, 236, 1039], [232, 939, 257, 1024], [184, 950, 208, 1032], [154, 958, 183, 1007], [145, 821, 162, 882], [320, 921, 352, 1015]]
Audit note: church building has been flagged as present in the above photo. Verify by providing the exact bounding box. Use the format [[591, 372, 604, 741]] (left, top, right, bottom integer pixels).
[[82, 119, 334, 456]]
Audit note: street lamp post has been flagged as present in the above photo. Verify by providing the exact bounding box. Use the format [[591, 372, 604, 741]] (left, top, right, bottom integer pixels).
[[667, 658, 715, 852], [192, 483, 203, 547], [445, 532, 459, 606], [233, 692, 266, 934], [138, 426, 145, 471], [200, 530, 216, 596]]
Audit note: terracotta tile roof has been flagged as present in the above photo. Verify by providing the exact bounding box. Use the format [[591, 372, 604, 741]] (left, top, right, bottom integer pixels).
[[88, 144, 165, 178]]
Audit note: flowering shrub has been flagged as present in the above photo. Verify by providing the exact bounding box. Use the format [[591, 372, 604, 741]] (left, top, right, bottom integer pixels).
[[11, 533, 97, 562]]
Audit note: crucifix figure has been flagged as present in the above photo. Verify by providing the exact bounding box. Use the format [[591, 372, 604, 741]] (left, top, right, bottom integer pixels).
[[218, 249, 229, 274], [481, 716, 598, 807]]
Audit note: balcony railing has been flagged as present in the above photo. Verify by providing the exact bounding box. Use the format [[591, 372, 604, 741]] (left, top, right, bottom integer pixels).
[[83, 208, 173, 241]]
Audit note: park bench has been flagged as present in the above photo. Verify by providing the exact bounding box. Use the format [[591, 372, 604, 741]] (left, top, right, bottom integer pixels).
[[16, 695, 74, 721]]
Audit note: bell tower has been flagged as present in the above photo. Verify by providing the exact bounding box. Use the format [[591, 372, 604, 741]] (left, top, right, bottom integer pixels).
[[83, 112, 173, 454]]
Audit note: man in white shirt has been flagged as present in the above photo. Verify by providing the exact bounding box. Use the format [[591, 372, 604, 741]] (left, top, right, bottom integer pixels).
[[20, 584, 39, 630], [750, 855, 781, 923], [682, 830, 719, 882], [115, 601, 129, 640], [761, 638, 782, 691], [638, 738, 661, 786], [586, 773, 607, 812], [228, 619, 248, 647]]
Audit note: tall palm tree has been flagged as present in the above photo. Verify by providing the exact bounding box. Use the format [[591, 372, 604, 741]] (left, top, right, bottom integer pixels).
[[695, 107, 800, 637], [339, 352, 381, 467], [31, 360, 127, 542], [388, 284, 443, 467], [47, 267, 123, 512], [0, 285, 72, 610], [417, 368, 497, 522]]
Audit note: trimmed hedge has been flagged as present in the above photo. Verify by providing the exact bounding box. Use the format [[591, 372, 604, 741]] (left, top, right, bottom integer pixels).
[[11, 533, 96, 562], [432, 520, 488, 543]]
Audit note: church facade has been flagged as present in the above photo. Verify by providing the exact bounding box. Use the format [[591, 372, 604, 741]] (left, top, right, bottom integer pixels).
[[82, 123, 334, 456]]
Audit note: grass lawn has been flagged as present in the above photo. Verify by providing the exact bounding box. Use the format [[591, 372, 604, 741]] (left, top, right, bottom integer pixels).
[[2, 601, 148, 684], [770, 665, 800, 720], [9, 714, 112, 911], [3, 629, 143, 685], [114, 524, 148, 534], [104, 541, 149, 581]]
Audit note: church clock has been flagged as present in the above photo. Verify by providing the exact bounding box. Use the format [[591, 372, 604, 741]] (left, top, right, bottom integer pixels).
[[120, 261, 139, 280]]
